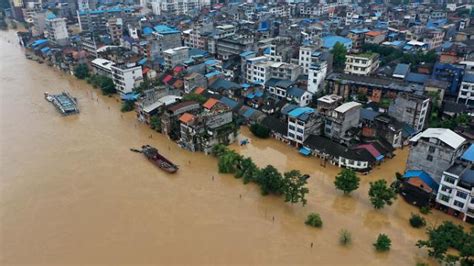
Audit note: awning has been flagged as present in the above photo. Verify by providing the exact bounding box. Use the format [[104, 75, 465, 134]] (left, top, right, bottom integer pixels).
[[299, 147, 311, 156]]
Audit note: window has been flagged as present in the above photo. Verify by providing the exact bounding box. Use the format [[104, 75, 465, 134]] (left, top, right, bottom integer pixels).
[[288, 133, 295, 138], [428, 146, 436, 153], [440, 194, 450, 203], [471, 198, 474, 204], [444, 176, 456, 184], [289, 125, 295, 131], [453, 200, 464, 209], [441, 186, 451, 193], [426, 155, 433, 161], [456, 191, 468, 199]]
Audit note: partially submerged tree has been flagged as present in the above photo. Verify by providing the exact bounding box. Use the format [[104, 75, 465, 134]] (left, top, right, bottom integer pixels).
[[334, 168, 360, 195], [409, 213, 426, 228], [250, 123, 271, 138], [282, 170, 309, 206], [339, 229, 352, 246], [305, 213, 323, 228], [257, 165, 284, 195], [374, 234, 391, 252], [73, 63, 89, 79], [368, 179, 397, 209]]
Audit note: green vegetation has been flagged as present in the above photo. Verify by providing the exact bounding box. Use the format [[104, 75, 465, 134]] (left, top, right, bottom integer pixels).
[[339, 229, 352, 246], [374, 234, 391, 252], [368, 179, 397, 209], [121, 100, 135, 112], [182, 93, 207, 104], [211, 144, 309, 206], [409, 214, 426, 228], [417, 221, 474, 264], [331, 42, 347, 71], [74, 64, 90, 79], [88, 75, 116, 95], [150, 115, 161, 132], [249, 123, 270, 139], [420, 206, 432, 215], [305, 213, 323, 228], [429, 112, 470, 130], [334, 168, 360, 195], [361, 44, 437, 67]]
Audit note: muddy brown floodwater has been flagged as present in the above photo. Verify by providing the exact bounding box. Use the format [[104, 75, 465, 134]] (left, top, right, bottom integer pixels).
[[0, 30, 470, 266]]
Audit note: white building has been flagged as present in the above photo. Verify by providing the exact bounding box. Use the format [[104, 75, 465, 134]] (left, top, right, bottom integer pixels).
[[436, 145, 474, 222], [457, 72, 474, 107], [150, 0, 210, 16], [245, 56, 273, 84], [298, 45, 319, 74], [270, 62, 303, 81], [163, 46, 190, 69], [344, 53, 380, 76], [307, 62, 327, 94], [111, 63, 143, 94], [45, 14, 69, 45], [91, 58, 115, 78], [287, 106, 321, 145]]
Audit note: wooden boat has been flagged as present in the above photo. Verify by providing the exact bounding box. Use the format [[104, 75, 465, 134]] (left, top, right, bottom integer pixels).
[[131, 145, 178, 173]]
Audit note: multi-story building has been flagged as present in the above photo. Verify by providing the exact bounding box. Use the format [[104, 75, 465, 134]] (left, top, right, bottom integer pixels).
[[456, 72, 474, 107], [184, 73, 207, 94], [216, 34, 255, 60], [106, 17, 123, 44], [364, 31, 385, 44], [149, 25, 182, 59], [324, 101, 362, 142], [77, 7, 135, 34], [32, 11, 47, 36], [91, 58, 115, 78], [270, 62, 303, 81], [162, 101, 201, 140], [432, 62, 465, 96], [111, 63, 143, 94], [150, 0, 210, 16], [344, 53, 380, 76], [298, 45, 321, 74], [245, 56, 273, 84], [407, 128, 467, 183], [388, 93, 430, 133], [436, 145, 474, 222], [347, 28, 369, 52], [287, 107, 321, 146], [307, 62, 327, 94], [45, 14, 69, 46], [163, 46, 190, 69], [316, 94, 343, 115]]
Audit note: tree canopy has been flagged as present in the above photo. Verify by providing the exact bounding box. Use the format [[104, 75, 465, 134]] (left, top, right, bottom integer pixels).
[[368, 179, 397, 209], [331, 42, 347, 71], [334, 168, 360, 195], [250, 123, 271, 138], [73, 64, 89, 79]]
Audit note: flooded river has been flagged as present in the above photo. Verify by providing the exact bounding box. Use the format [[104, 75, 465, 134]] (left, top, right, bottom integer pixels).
[[0, 30, 469, 265]]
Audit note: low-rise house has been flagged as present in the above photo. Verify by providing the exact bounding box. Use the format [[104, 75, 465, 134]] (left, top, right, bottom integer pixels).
[[436, 144, 474, 222], [388, 93, 430, 133], [364, 31, 385, 44], [324, 102, 362, 143], [184, 72, 207, 94], [400, 170, 439, 208], [287, 107, 321, 146], [161, 101, 201, 140], [136, 88, 181, 124], [344, 53, 380, 76], [270, 62, 303, 81], [407, 128, 467, 183]]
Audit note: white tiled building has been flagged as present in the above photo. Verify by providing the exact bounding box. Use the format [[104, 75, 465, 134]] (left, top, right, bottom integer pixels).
[[344, 53, 380, 76], [111, 63, 143, 94], [457, 72, 474, 107]]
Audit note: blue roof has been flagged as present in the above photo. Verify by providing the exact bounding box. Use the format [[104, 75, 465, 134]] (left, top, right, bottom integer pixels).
[[350, 28, 369, 34], [403, 170, 439, 191], [241, 83, 251, 88], [153, 25, 180, 35], [360, 108, 379, 121], [220, 96, 238, 109], [393, 63, 410, 77], [46, 12, 57, 20], [287, 87, 306, 98], [137, 58, 147, 65], [461, 144, 474, 162], [463, 72, 474, 83], [240, 51, 255, 57], [205, 71, 222, 78], [406, 72, 429, 84], [204, 59, 219, 65], [189, 48, 208, 57], [299, 147, 311, 156], [322, 36, 352, 49], [258, 21, 269, 32], [243, 108, 256, 118], [121, 92, 140, 101], [31, 39, 48, 47], [40, 47, 50, 53], [143, 27, 154, 35], [263, 47, 271, 55], [288, 107, 314, 118], [79, 7, 133, 15]]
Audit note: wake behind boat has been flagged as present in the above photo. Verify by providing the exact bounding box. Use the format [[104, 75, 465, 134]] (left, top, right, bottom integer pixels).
[[131, 145, 179, 173], [44, 91, 79, 115]]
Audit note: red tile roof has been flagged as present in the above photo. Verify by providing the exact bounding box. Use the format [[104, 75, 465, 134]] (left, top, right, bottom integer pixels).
[[179, 112, 195, 124], [203, 98, 219, 109], [366, 31, 382, 37], [194, 87, 205, 94], [163, 75, 173, 84]]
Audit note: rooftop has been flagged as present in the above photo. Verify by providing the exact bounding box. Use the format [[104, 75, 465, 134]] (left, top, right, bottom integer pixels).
[[410, 128, 466, 149], [335, 102, 362, 113]]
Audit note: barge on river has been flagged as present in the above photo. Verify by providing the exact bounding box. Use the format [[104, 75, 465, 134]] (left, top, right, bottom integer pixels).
[[131, 145, 179, 173], [44, 91, 79, 115]]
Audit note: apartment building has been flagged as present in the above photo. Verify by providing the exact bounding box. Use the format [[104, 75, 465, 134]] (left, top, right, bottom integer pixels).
[[270, 62, 303, 81], [111, 63, 143, 94], [344, 53, 380, 76], [163, 46, 190, 69], [457, 72, 474, 107], [287, 107, 321, 146], [106, 17, 123, 44], [245, 56, 272, 84], [324, 101, 362, 142], [45, 14, 69, 45], [307, 62, 327, 94], [388, 93, 430, 133], [91, 58, 115, 78]]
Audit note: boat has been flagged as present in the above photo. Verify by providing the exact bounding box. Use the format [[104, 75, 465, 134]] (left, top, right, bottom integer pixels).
[[131, 145, 179, 173], [44, 91, 79, 115]]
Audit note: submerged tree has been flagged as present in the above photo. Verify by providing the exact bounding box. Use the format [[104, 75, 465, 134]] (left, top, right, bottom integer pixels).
[[374, 234, 391, 252], [339, 229, 352, 246], [334, 168, 360, 195], [368, 179, 397, 209], [218, 149, 242, 174], [250, 123, 271, 138], [282, 170, 309, 206], [305, 213, 323, 228], [235, 157, 259, 184], [257, 165, 284, 195], [73, 63, 89, 79]]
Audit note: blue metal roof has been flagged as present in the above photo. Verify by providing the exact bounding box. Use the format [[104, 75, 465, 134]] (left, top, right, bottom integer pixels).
[[40, 47, 50, 53], [462, 144, 474, 162], [393, 63, 410, 77], [263, 47, 271, 55], [243, 108, 255, 118], [205, 71, 221, 78], [143, 27, 154, 35], [31, 39, 48, 47], [406, 73, 430, 84], [153, 25, 180, 35], [220, 97, 238, 109], [350, 28, 369, 34], [299, 147, 311, 156], [137, 58, 147, 65], [79, 7, 133, 15], [360, 108, 379, 121], [288, 107, 314, 118], [287, 87, 305, 98], [322, 36, 352, 49], [403, 170, 439, 191], [46, 12, 57, 20], [121, 92, 140, 101], [240, 51, 255, 57]]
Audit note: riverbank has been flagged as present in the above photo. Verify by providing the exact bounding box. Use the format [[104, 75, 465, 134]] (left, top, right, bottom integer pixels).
[[0, 29, 470, 265]]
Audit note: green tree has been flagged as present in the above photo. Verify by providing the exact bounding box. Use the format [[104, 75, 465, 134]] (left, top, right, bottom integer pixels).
[[99, 76, 116, 95], [257, 165, 284, 195], [218, 149, 242, 174], [409, 213, 426, 228], [374, 234, 391, 252], [334, 168, 360, 195], [235, 157, 259, 184], [305, 213, 322, 228], [121, 100, 135, 112], [73, 64, 89, 79], [331, 42, 347, 71], [150, 115, 161, 132], [282, 170, 309, 206], [368, 179, 397, 209], [250, 123, 271, 138], [212, 144, 229, 157], [182, 93, 207, 104], [339, 229, 352, 246], [416, 221, 469, 261]]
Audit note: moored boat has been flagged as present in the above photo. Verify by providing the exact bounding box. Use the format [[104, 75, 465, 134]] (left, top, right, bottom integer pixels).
[[44, 91, 79, 115], [131, 145, 179, 173]]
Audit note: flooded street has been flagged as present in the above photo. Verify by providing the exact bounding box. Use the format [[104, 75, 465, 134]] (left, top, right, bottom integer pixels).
[[0, 30, 468, 265]]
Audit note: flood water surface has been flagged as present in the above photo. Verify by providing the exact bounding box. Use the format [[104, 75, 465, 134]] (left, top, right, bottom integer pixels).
[[0, 30, 468, 265]]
